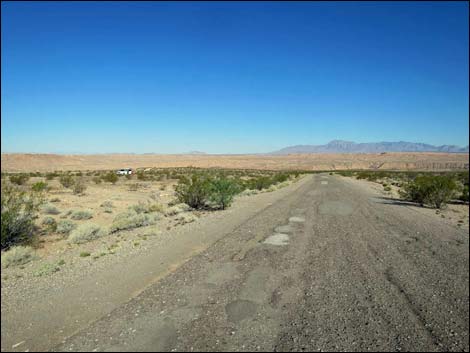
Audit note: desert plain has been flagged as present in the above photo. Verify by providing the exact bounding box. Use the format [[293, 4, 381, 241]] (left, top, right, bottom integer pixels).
[[1, 151, 469, 172]]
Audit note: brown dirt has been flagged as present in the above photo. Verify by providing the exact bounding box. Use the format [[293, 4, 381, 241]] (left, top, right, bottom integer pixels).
[[1, 152, 469, 172]]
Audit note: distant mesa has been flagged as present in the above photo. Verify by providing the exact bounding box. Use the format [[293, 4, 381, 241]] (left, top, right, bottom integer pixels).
[[187, 151, 207, 155], [271, 140, 469, 154]]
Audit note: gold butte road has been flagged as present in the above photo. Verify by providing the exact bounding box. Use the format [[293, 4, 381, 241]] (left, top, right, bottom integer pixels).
[[1, 174, 469, 352]]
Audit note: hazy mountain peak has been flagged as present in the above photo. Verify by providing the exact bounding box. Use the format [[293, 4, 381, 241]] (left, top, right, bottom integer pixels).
[[272, 141, 469, 154]]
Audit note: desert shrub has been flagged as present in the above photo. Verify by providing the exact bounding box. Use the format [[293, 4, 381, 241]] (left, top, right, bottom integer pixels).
[[240, 189, 259, 196], [60, 209, 73, 219], [41, 204, 61, 215], [248, 176, 273, 191], [136, 171, 147, 180], [92, 176, 102, 184], [208, 178, 240, 210], [100, 200, 114, 208], [31, 181, 48, 192], [272, 173, 289, 184], [110, 210, 160, 233], [68, 223, 107, 244], [70, 209, 93, 220], [460, 184, 469, 203], [128, 183, 140, 191], [45, 172, 58, 180], [9, 174, 29, 185], [33, 262, 61, 277], [72, 179, 87, 195], [129, 201, 164, 214], [50, 197, 61, 203], [103, 207, 113, 213], [59, 175, 74, 189], [383, 186, 392, 192], [401, 175, 458, 209], [1, 246, 36, 268], [102, 172, 118, 184], [163, 203, 191, 216], [57, 219, 76, 235], [175, 174, 212, 209], [41, 216, 57, 232], [176, 213, 198, 224]]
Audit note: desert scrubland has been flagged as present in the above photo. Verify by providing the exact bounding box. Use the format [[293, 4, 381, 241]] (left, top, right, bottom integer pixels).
[[2, 152, 469, 172]]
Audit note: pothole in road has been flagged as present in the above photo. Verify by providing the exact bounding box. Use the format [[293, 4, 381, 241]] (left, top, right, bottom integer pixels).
[[225, 300, 258, 323], [263, 233, 289, 246], [289, 216, 305, 223]]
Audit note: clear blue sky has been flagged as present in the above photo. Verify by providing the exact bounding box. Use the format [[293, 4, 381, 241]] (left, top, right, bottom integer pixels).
[[1, 1, 468, 154]]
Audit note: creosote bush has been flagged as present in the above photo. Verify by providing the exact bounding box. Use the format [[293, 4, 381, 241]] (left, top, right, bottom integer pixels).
[[209, 178, 240, 210], [72, 179, 87, 195], [9, 174, 29, 185], [401, 175, 458, 209], [31, 181, 48, 192], [175, 174, 212, 209], [59, 175, 74, 189], [102, 172, 118, 184], [1, 182, 44, 249]]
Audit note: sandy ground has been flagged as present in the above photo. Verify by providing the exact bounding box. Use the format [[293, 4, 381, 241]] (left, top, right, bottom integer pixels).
[[2, 152, 469, 172]]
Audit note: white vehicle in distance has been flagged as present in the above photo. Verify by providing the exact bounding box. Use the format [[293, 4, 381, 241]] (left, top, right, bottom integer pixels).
[[116, 168, 133, 175]]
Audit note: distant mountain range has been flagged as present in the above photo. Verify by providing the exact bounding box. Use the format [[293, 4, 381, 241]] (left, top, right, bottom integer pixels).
[[271, 140, 469, 154]]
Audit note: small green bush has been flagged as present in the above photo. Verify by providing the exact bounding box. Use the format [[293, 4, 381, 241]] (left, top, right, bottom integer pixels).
[[209, 177, 240, 210], [1, 182, 44, 249], [41, 216, 57, 232], [31, 181, 48, 192], [460, 184, 469, 202], [45, 172, 58, 180], [92, 176, 102, 184], [401, 175, 458, 209], [100, 200, 114, 208], [33, 262, 60, 277], [1, 246, 36, 268], [59, 175, 74, 189], [56, 220, 76, 235], [79, 251, 91, 257], [70, 209, 93, 220], [68, 223, 107, 244], [163, 203, 191, 216], [41, 204, 61, 215], [110, 210, 160, 233], [9, 174, 29, 185], [175, 174, 212, 209], [72, 179, 87, 195], [102, 172, 118, 184]]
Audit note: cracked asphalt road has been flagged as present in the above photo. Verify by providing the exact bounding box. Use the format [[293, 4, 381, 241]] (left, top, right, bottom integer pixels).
[[11, 174, 470, 352]]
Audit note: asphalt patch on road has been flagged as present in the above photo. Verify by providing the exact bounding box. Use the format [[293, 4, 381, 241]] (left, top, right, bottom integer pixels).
[[225, 300, 258, 323], [318, 201, 353, 216]]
